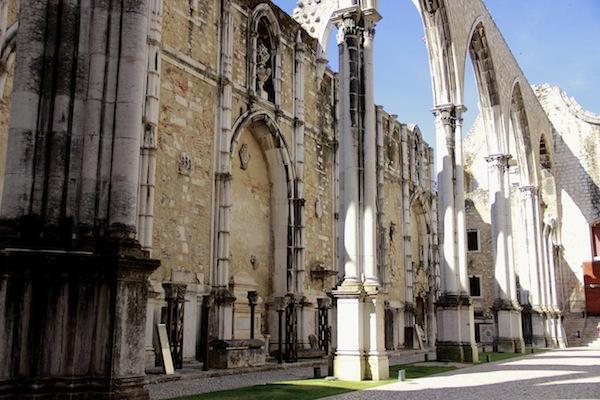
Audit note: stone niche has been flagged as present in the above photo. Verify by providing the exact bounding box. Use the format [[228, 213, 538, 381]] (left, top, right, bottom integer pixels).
[[208, 339, 266, 369]]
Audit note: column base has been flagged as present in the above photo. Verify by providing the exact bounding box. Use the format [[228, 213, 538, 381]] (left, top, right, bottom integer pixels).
[[0, 377, 150, 400], [436, 341, 478, 363], [435, 294, 478, 363], [334, 353, 367, 381], [531, 335, 547, 348], [495, 309, 525, 353], [495, 338, 525, 353], [0, 239, 159, 400], [366, 354, 389, 381]]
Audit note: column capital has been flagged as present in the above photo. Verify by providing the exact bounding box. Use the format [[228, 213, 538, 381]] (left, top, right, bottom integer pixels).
[[518, 185, 539, 199], [485, 153, 511, 172], [433, 104, 456, 148], [334, 10, 362, 44], [432, 104, 455, 125]]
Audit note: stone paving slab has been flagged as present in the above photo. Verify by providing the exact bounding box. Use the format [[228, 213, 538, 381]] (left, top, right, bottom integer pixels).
[[328, 347, 600, 400]]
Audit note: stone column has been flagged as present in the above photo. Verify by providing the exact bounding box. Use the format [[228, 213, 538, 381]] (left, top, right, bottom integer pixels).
[[547, 240, 565, 348], [433, 105, 478, 363], [212, 0, 235, 342], [542, 228, 558, 348], [486, 154, 524, 353], [453, 106, 469, 295], [332, 11, 366, 381], [362, 10, 388, 380], [519, 186, 546, 347], [137, 0, 163, 253], [293, 32, 306, 294], [332, 4, 388, 381], [0, 1, 159, 398]]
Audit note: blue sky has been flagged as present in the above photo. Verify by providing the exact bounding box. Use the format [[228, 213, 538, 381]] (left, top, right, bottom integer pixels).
[[272, 0, 600, 147]]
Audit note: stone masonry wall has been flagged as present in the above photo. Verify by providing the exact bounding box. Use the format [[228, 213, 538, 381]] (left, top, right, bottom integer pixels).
[[534, 84, 600, 313]]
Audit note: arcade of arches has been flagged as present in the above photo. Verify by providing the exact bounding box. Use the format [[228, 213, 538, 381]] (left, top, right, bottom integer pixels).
[[0, 0, 598, 397]]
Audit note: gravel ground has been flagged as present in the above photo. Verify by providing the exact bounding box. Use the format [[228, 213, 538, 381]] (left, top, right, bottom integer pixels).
[[329, 347, 600, 400], [148, 350, 435, 400], [148, 366, 317, 399]]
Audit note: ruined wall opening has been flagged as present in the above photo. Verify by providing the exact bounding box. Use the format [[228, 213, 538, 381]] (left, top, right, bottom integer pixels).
[[230, 114, 294, 343]]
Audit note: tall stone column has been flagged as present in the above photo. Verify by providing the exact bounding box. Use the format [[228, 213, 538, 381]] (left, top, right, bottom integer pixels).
[[542, 228, 558, 347], [0, 2, 159, 398], [518, 186, 545, 347], [332, 4, 387, 381], [434, 105, 477, 362], [486, 154, 524, 353], [333, 11, 367, 381], [213, 0, 235, 341], [362, 14, 388, 380]]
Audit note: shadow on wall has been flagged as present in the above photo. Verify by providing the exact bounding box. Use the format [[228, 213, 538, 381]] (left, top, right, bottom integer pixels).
[[553, 132, 600, 315]]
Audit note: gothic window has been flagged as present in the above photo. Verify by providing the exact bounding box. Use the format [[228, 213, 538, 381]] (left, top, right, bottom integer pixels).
[[256, 18, 275, 102]]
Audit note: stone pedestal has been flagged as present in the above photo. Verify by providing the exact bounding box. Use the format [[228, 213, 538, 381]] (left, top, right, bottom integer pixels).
[[531, 311, 547, 348], [0, 239, 159, 399], [435, 295, 478, 362], [544, 311, 558, 348], [495, 309, 525, 353], [333, 285, 367, 381], [365, 289, 389, 380]]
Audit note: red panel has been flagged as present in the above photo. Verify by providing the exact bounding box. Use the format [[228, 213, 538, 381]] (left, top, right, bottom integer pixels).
[[584, 261, 600, 314]]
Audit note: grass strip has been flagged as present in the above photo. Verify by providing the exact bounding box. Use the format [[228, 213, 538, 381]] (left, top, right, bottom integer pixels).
[[170, 363, 457, 400]]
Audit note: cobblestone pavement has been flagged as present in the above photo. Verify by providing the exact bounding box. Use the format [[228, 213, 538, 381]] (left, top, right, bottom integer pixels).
[[329, 347, 600, 400]]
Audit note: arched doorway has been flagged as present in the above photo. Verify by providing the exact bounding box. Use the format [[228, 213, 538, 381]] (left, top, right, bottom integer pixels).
[[228, 112, 295, 352]]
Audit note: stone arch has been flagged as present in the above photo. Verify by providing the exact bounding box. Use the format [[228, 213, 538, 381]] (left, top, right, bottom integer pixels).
[[465, 21, 504, 154], [416, 0, 459, 106], [229, 111, 296, 299], [248, 4, 282, 104], [293, 0, 340, 58], [408, 190, 434, 345], [507, 81, 536, 186]]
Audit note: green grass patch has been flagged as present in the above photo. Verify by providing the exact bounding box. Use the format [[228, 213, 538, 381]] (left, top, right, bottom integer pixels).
[[170, 363, 457, 400]]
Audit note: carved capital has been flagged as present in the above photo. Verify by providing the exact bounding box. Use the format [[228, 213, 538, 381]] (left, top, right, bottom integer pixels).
[[518, 185, 538, 200], [433, 104, 455, 126], [485, 153, 511, 173], [163, 282, 187, 301]]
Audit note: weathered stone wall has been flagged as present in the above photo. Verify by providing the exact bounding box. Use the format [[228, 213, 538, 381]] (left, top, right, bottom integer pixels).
[[534, 84, 600, 313], [377, 107, 438, 348], [465, 191, 495, 314]]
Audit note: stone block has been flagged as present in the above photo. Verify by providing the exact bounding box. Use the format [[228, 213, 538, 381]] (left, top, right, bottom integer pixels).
[[208, 339, 266, 369]]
